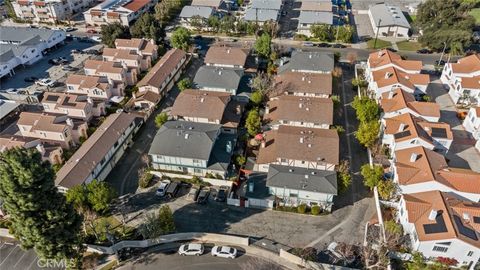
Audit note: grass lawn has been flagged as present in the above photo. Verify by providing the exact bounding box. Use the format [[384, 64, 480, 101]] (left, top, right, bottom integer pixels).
[[403, 12, 416, 23], [367, 39, 392, 49], [470, 8, 480, 24], [396, 40, 423, 51], [87, 215, 136, 242]]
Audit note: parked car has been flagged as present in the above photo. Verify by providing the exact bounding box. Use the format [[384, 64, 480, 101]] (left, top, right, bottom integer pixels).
[[59, 57, 69, 64], [166, 181, 180, 198], [62, 65, 77, 71], [302, 42, 314, 47], [64, 27, 76, 32], [197, 187, 210, 204], [86, 29, 97, 34], [71, 49, 83, 54], [416, 48, 432, 54], [211, 246, 237, 259], [187, 186, 200, 201], [35, 78, 55, 87], [156, 180, 171, 197], [90, 36, 102, 42], [178, 244, 204, 256], [48, 58, 61, 65], [332, 43, 346, 48], [316, 43, 331, 47], [215, 186, 229, 202], [386, 47, 397, 52], [24, 76, 39, 82]]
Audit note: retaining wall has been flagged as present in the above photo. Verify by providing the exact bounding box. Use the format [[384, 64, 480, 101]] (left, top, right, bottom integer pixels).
[[150, 171, 233, 187]]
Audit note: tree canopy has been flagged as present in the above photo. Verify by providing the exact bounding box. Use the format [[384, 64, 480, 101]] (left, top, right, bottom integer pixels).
[[352, 96, 380, 123], [177, 78, 192, 91], [130, 13, 162, 42], [66, 179, 116, 215], [101, 23, 131, 48], [415, 0, 475, 53], [360, 164, 384, 190], [355, 120, 380, 148], [250, 91, 263, 106], [246, 109, 261, 136], [0, 148, 83, 262], [155, 112, 169, 128], [171, 27, 191, 51], [254, 33, 272, 58]]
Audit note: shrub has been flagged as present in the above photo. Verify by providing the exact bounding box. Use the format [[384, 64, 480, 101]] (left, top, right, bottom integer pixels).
[[0, 219, 12, 229], [297, 204, 307, 214], [204, 172, 214, 178], [311, 205, 321, 215], [139, 172, 153, 188]]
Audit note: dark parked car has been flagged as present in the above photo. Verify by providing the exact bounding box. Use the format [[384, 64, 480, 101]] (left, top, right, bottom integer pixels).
[[416, 48, 432, 54], [166, 181, 180, 198], [62, 65, 77, 71], [215, 186, 229, 202], [24, 76, 39, 82], [48, 59, 61, 65], [386, 47, 397, 52], [435, 60, 446, 66], [197, 187, 210, 204], [316, 43, 331, 47], [333, 43, 346, 48]]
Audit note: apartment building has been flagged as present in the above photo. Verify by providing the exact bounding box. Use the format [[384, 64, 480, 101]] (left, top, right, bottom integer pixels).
[[273, 72, 332, 98], [463, 107, 480, 151], [41, 92, 106, 121], [297, 11, 333, 37], [84, 59, 136, 87], [380, 88, 441, 122], [12, 0, 95, 23], [255, 125, 339, 172], [102, 48, 150, 72], [55, 112, 143, 191], [441, 54, 480, 106], [84, 0, 157, 27], [368, 3, 411, 38], [278, 51, 334, 74], [17, 112, 88, 149], [179, 5, 215, 29], [0, 135, 63, 165], [194, 66, 244, 95], [204, 46, 249, 69], [367, 50, 423, 74], [65, 74, 119, 100], [264, 96, 333, 129], [115, 38, 158, 61]]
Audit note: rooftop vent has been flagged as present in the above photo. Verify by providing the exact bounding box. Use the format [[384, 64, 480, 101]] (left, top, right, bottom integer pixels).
[[300, 137, 304, 144], [398, 123, 406, 132], [184, 133, 189, 139], [388, 91, 394, 99], [428, 210, 438, 221], [463, 212, 471, 220], [304, 175, 309, 179], [410, 153, 418, 162], [385, 72, 392, 79], [289, 168, 294, 172]]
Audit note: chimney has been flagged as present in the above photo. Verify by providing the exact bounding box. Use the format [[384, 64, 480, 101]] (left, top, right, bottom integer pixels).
[[463, 212, 470, 220], [398, 123, 405, 132], [261, 139, 266, 148], [36, 143, 45, 154], [428, 210, 438, 221], [299, 137, 304, 144], [200, 97, 205, 103], [299, 103, 303, 108], [66, 118, 74, 127], [150, 39, 155, 45], [265, 104, 270, 114], [388, 91, 394, 99], [410, 153, 418, 162], [385, 72, 392, 79]]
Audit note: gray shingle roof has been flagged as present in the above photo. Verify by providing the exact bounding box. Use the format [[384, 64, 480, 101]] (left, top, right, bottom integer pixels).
[[279, 51, 334, 73], [266, 165, 337, 195], [194, 66, 244, 91], [298, 11, 333, 25], [244, 8, 279, 22], [0, 27, 60, 43], [207, 132, 237, 171], [369, 3, 410, 28], [149, 121, 222, 160], [250, 0, 282, 10], [179, 5, 214, 18]]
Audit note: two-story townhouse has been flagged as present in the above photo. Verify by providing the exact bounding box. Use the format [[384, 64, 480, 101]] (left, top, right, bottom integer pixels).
[[179, 5, 215, 29], [244, 0, 282, 24], [397, 190, 480, 269], [149, 121, 237, 178], [297, 11, 334, 37], [391, 146, 480, 201], [136, 48, 187, 98], [0, 135, 63, 165], [55, 112, 143, 191], [382, 113, 453, 153], [102, 48, 150, 72], [191, 0, 224, 10], [272, 71, 332, 98], [84, 59, 136, 87], [65, 74, 117, 101], [299, 0, 332, 13], [114, 38, 158, 61], [41, 92, 104, 121], [380, 88, 441, 122], [194, 66, 244, 95], [441, 54, 480, 105], [12, 0, 96, 23], [170, 89, 244, 134], [255, 125, 339, 172], [17, 112, 88, 149], [368, 66, 430, 99], [266, 164, 337, 210], [463, 107, 480, 151], [368, 3, 411, 38], [204, 46, 249, 69], [367, 50, 422, 74], [278, 51, 334, 74], [84, 0, 157, 27], [264, 95, 333, 129]]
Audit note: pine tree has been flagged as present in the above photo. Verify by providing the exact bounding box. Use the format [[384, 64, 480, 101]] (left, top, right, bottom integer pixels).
[[0, 148, 83, 262]]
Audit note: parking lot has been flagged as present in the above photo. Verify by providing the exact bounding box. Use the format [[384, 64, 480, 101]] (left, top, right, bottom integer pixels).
[[0, 39, 100, 91], [0, 241, 62, 270]]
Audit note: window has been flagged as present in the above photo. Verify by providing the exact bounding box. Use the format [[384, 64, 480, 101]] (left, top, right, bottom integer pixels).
[[194, 168, 202, 174], [468, 251, 474, 257], [432, 246, 448, 253], [280, 158, 286, 162]]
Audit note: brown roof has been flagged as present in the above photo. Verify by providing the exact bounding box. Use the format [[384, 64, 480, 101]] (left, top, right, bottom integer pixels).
[[103, 48, 142, 61], [380, 88, 440, 119], [0, 135, 39, 152], [137, 49, 186, 88], [42, 92, 89, 110], [451, 54, 480, 74], [65, 74, 110, 90], [55, 112, 142, 188], [171, 89, 230, 122], [257, 125, 339, 165], [403, 191, 480, 247], [300, 1, 332, 11], [368, 49, 423, 71], [265, 96, 333, 126], [204, 46, 249, 67], [84, 60, 124, 74], [115, 38, 157, 54], [18, 112, 69, 133], [123, 0, 150, 12], [135, 90, 161, 104], [394, 146, 448, 185], [460, 75, 480, 89], [90, 9, 103, 16], [372, 66, 430, 89], [274, 71, 332, 96]]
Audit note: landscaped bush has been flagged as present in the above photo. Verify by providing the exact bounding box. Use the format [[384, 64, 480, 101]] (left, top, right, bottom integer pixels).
[[297, 204, 308, 214], [0, 219, 12, 229], [311, 205, 321, 215], [139, 172, 153, 188]]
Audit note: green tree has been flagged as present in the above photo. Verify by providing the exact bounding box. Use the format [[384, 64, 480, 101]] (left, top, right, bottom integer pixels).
[[360, 164, 383, 190], [4, 0, 16, 19], [155, 112, 169, 128], [171, 27, 191, 51], [158, 205, 175, 233], [335, 25, 354, 43], [235, 155, 246, 166], [219, 15, 236, 35], [351, 78, 368, 88], [101, 23, 131, 48], [245, 109, 261, 136], [250, 91, 263, 106], [355, 120, 380, 148], [131, 13, 162, 42], [0, 148, 83, 263], [189, 15, 205, 32], [177, 78, 192, 91], [377, 179, 396, 200], [246, 21, 258, 35], [207, 15, 220, 32], [337, 160, 352, 193], [254, 33, 272, 58], [384, 220, 403, 236], [415, 0, 474, 52], [406, 252, 427, 270], [85, 180, 116, 214], [352, 96, 380, 122], [311, 24, 332, 41]]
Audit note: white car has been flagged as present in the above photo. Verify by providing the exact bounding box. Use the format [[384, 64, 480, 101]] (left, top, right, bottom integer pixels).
[[211, 246, 237, 259], [155, 180, 170, 197], [178, 243, 204, 256], [90, 36, 102, 42], [35, 78, 55, 87]]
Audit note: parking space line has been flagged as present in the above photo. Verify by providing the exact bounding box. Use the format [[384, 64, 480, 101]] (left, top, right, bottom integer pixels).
[[13, 249, 29, 268], [0, 245, 18, 266], [27, 256, 38, 270]]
